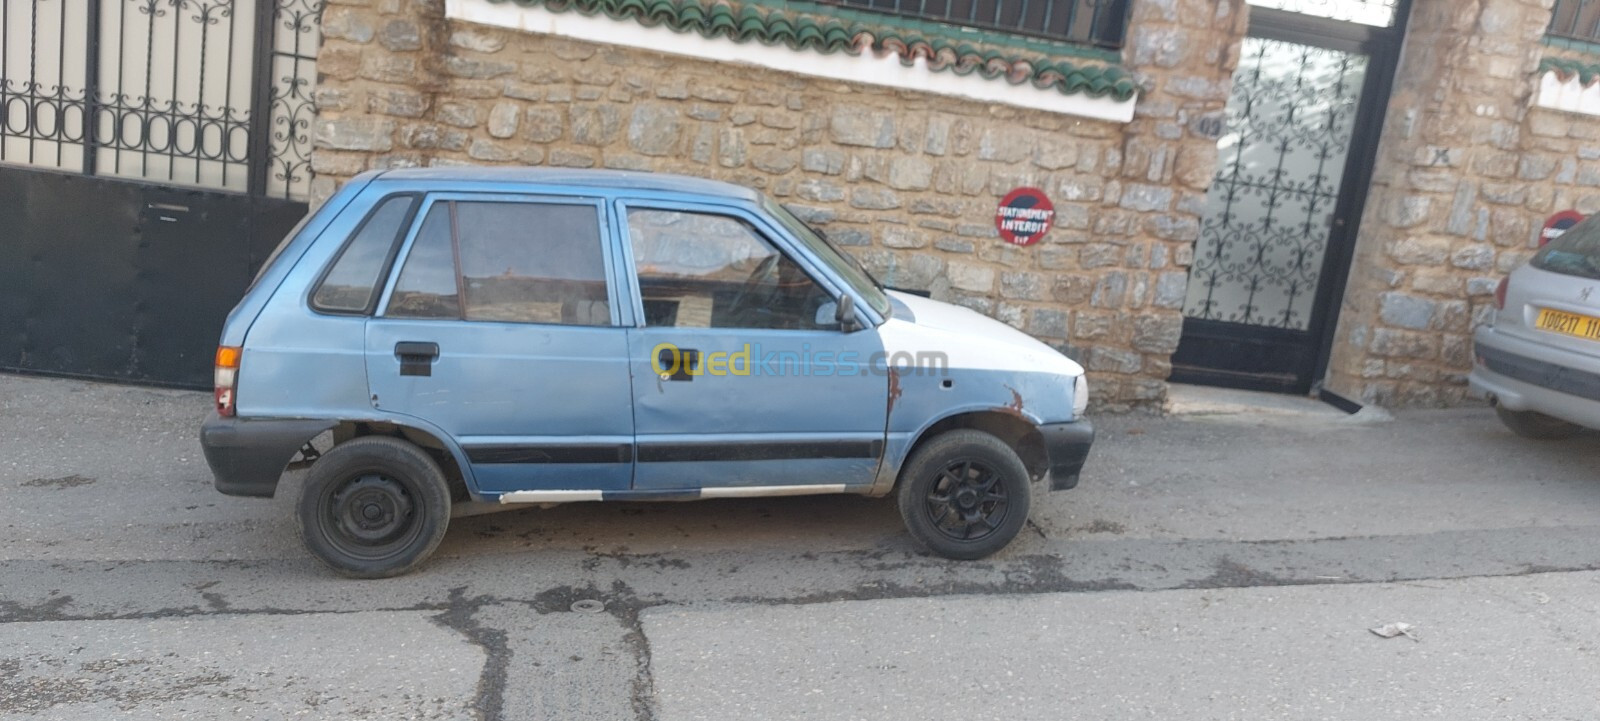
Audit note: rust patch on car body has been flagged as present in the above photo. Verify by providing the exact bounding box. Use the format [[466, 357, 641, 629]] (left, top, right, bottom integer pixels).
[[887, 367, 903, 412], [1001, 385, 1026, 417]]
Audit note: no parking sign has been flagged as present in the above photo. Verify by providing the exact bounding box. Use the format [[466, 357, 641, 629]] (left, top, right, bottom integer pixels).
[[1542, 210, 1585, 246], [995, 187, 1055, 246]]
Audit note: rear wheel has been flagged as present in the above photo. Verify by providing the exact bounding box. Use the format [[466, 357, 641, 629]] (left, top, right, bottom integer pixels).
[[1495, 406, 1583, 440], [896, 430, 1031, 560], [297, 436, 451, 578]]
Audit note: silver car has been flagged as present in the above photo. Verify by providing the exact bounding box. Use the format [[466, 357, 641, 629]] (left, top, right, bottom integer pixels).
[[1471, 217, 1600, 438]]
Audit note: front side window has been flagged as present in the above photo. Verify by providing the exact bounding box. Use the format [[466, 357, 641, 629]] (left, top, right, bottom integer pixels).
[[627, 208, 835, 330], [312, 195, 417, 313], [386, 199, 611, 325], [765, 198, 889, 319]]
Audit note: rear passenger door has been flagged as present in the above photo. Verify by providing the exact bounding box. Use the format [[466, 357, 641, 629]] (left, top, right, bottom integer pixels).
[[364, 193, 635, 495]]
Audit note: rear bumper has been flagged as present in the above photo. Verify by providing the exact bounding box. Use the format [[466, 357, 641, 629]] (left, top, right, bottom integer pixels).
[[1039, 420, 1094, 491], [200, 413, 336, 497], [1469, 326, 1600, 429]]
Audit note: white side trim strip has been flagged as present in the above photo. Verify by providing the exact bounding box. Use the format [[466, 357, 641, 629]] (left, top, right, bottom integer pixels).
[[499, 490, 605, 503], [496, 485, 852, 503], [699, 484, 849, 499], [444, 0, 1137, 123]]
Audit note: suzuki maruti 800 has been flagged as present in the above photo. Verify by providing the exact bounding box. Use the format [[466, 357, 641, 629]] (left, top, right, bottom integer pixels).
[[201, 168, 1094, 577]]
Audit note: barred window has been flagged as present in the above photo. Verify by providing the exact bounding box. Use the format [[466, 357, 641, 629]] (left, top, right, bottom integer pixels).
[[1551, 0, 1600, 43], [817, 0, 1130, 48]]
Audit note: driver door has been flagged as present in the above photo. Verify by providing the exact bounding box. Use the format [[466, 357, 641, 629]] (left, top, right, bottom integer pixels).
[[616, 200, 889, 492]]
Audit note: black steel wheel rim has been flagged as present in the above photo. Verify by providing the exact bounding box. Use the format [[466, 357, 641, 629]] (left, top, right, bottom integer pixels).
[[924, 458, 1010, 541], [320, 472, 422, 560]]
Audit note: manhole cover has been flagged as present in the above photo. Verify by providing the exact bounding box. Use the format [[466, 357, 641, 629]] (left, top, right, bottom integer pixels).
[[570, 599, 606, 614]]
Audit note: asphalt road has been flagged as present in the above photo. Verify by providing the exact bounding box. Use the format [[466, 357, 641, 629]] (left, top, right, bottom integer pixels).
[[3, 373, 1599, 719]]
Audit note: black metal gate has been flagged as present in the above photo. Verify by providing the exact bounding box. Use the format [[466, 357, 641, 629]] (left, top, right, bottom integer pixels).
[[1, 0, 323, 387], [1170, 1, 1409, 395]]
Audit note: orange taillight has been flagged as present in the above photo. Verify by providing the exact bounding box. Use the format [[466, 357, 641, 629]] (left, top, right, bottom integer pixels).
[[214, 346, 241, 417]]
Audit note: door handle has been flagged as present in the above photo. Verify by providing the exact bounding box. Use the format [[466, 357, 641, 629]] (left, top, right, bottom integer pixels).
[[396, 341, 440, 377], [657, 347, 699, 381]]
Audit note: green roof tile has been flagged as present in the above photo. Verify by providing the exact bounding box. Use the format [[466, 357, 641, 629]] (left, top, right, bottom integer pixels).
[[486, 0, 1138, 101], [1542, 55, 1600, 86]]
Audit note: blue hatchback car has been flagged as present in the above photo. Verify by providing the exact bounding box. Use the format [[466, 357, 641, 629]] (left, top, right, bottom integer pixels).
[[201, 168, 1094, 577]]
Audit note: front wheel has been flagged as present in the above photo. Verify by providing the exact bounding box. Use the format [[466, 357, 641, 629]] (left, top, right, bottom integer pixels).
[[1495, 406, 1584, 440], [297, 436, 451, 578], [896, 430, 1032, 560]]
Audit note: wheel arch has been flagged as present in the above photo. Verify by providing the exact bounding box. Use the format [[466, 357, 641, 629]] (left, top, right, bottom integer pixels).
[[898, 410, 1048, 486], [326, 419, 478, 502]]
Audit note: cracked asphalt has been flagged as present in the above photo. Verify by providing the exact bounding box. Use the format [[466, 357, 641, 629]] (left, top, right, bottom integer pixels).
[[3, 374, 1600, 719]]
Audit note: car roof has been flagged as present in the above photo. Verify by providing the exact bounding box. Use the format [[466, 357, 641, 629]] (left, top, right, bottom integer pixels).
[[374, 167, 763, 202]]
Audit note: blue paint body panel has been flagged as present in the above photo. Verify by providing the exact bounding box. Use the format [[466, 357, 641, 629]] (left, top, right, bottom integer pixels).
[[210, 168, 1091, 503]]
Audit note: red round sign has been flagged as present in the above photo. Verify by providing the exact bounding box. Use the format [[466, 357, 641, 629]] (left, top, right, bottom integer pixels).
[[1543, 210, 1585, 246], [995, 187, 1055, 246]]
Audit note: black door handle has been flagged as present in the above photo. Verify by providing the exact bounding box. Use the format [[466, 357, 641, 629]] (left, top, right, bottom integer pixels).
[[396, 341, 439, 377], [657, 347, 699, 381]]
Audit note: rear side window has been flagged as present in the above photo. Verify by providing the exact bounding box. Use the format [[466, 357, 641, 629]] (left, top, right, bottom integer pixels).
[[386, 200, 612, 326], [1533, 215, 1600, 281], [311, 196, 417, 313]]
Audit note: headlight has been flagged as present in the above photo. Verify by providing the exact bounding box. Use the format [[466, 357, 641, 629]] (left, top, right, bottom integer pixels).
[[1072, 374, 1089, 418]]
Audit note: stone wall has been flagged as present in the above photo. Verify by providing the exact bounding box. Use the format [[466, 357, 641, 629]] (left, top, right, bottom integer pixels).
[[1324, 0, 1570, 407], [309, 0, 1247, 412]]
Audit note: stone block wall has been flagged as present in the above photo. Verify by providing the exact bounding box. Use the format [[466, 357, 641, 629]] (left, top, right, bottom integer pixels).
[[309, 0, 1246, 412], [1325, 0, 1572, 407]]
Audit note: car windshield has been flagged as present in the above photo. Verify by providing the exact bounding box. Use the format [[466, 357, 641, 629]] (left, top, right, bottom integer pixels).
[[1533, 215, 1600, 281], [763, 198, 892, 319]]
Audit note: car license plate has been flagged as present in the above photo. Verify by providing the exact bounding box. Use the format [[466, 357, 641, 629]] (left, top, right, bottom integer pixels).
[[1535, 308, 1600, 341]]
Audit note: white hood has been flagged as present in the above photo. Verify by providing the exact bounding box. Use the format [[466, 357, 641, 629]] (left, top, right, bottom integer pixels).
[[879, 291, 1085, 377]]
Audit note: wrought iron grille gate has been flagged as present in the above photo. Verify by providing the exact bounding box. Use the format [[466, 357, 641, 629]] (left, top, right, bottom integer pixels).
[[1182, 39, 1369, 332], [1, 0, 322, 387], [1171, 0, 1408, 394], [2, 0, 319, 198]]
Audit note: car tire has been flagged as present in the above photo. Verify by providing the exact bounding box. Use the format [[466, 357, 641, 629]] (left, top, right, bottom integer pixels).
[[297, 436, 451, 578], [1495, 406, 1584, 440], [896, 429, 1032, 560]]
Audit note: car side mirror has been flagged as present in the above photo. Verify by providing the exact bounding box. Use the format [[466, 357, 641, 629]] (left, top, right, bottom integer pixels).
[[835, 293, 863, 332]]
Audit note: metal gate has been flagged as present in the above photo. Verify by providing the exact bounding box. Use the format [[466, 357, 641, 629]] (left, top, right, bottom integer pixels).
[[1, 0, 322, 387], [1170, 0, 1410, 395]]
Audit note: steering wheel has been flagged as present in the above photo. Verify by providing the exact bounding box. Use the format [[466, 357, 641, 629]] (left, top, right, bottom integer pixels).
[[726, 254, 782, 321]]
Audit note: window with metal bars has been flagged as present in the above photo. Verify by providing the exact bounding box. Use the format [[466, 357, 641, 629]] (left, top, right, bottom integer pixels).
[[815, 0, 1130, 49], [1551, 0, 1600, 43]]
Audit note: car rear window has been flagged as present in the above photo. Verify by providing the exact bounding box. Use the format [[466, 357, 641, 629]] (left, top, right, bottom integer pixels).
[[1533, 215, 1600, 281]]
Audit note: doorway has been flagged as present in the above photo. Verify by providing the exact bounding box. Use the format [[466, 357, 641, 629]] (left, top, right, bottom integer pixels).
[[1171, 2, 1409, 394]]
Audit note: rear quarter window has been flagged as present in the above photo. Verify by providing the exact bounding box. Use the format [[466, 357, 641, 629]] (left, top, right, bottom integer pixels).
[[1533, 215, 1600, 281], [310, 196, 420, 313]]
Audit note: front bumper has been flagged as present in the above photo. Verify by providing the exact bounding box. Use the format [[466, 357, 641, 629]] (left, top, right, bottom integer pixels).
[[200, 413, 336, 498], [1039, 420, 1094, 491], [1469, 326, 1600, 430]]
